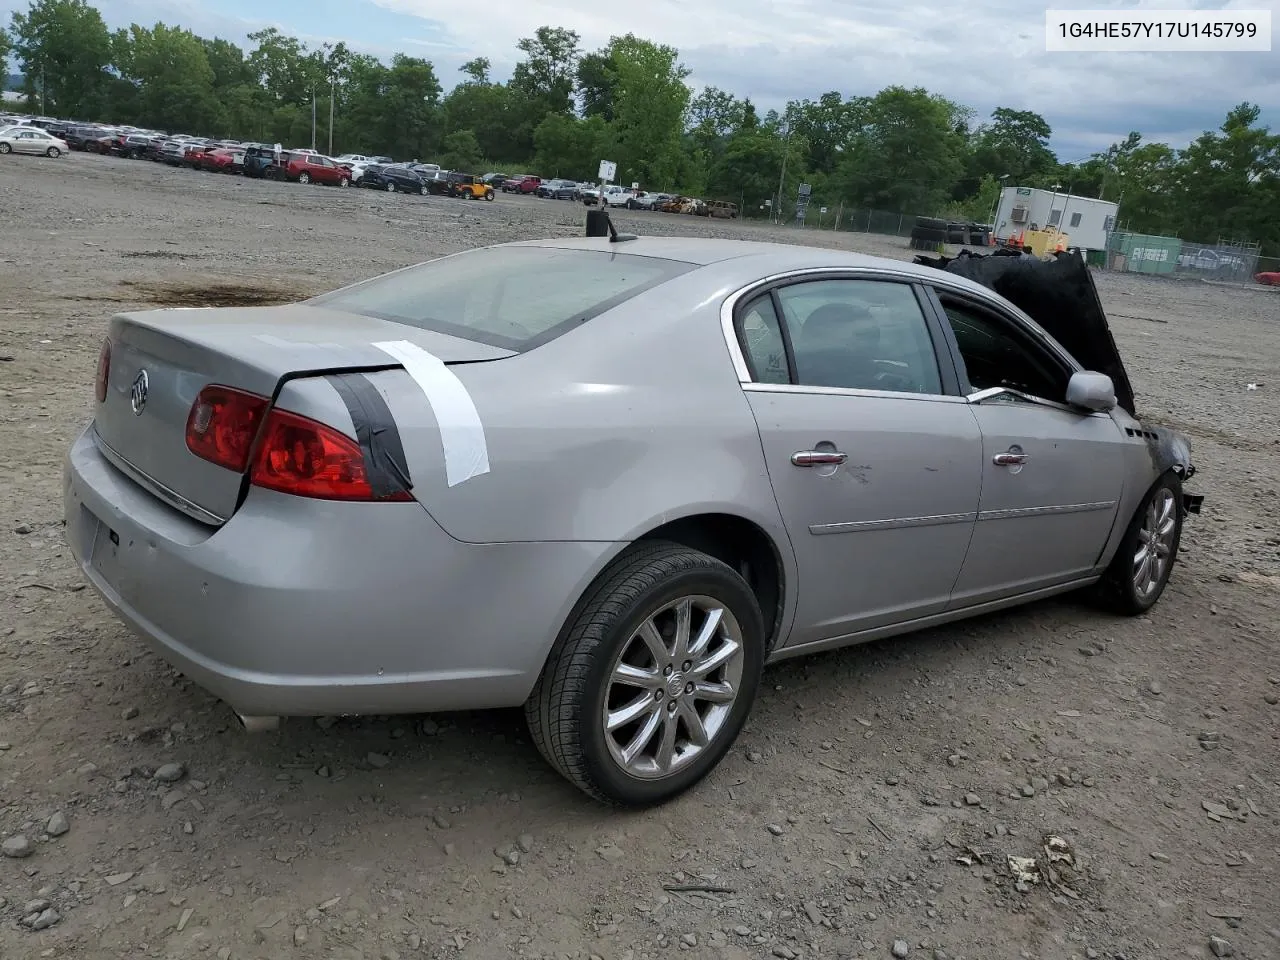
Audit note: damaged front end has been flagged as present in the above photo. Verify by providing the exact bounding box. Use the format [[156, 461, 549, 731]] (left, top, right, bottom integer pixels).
[[914, 248, 1204, 517]]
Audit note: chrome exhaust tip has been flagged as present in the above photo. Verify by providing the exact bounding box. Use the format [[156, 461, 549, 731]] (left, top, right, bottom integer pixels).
[[237, 713, 281, 733]]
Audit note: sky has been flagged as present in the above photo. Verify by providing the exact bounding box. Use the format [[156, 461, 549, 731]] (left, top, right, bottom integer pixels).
[[3, 0, 1277, 160]]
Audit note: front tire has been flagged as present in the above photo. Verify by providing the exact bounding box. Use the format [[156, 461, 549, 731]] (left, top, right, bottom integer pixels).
[[0, 143, 11, 154], [525, 541, 764, 807], [485, 189, 494, 201], [47, 146, 62, 158], [386, 182, 396, 192], [1093, 471, 1184, 615]]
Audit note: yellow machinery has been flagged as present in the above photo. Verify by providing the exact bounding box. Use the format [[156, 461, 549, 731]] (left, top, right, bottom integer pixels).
[[1022, 227, 1070, 257]]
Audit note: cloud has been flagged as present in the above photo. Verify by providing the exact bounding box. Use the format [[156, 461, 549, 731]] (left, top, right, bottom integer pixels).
[[5, 0, 1276, 159]]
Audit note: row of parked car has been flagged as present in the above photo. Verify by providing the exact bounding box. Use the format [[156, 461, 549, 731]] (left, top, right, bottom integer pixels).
[[0, 116, 506, 200], [496, 174, 738, 217], [2, 114, 742, 216]]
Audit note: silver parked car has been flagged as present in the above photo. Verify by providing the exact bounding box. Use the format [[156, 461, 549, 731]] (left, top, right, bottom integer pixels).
[[64, 233, 1202, 806], [0, 126, 69, 157]]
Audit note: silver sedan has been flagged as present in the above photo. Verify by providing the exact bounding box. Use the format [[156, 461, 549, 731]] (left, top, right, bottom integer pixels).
[[63, 235, 1202, 806], [0, 126, 69, 157]]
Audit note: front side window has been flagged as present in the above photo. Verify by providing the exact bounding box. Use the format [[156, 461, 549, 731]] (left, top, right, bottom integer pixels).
[[310, 247, 694, 351], [772, 279, 944, 394], [939, 296, 1068, 402]]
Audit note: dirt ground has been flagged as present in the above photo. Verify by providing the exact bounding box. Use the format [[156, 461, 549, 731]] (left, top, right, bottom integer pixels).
[[1, 153, 1278, 960]]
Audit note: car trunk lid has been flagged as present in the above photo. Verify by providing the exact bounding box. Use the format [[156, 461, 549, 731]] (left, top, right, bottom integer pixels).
[[94, 303, 514, 524]]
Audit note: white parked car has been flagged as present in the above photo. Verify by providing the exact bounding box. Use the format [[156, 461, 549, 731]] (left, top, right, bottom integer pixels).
[[602, 185, 635, 207], [0, 126, 69, 157]]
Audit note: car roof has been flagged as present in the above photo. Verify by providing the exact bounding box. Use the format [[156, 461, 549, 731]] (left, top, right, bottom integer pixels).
[[499, 236, 1014, 303], [503, 236, 949, 275]]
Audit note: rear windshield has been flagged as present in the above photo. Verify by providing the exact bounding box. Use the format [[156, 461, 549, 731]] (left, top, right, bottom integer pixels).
[[309, 246, 694, 351]]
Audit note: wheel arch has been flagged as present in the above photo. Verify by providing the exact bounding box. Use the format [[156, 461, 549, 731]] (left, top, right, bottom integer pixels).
[[533, 510, 792, 701]]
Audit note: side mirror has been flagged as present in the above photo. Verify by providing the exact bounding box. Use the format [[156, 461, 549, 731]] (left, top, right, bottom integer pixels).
[[1065, 371, 1117, 412]]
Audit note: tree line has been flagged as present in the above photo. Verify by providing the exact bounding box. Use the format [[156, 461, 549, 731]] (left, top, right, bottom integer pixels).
[[3, 0, 1278, 254]]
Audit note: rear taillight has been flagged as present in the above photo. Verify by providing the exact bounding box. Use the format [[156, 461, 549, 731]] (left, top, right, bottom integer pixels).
[[185, 385, 270, 472], [94, 339, 111, 403], [250, 407, 413, 502]]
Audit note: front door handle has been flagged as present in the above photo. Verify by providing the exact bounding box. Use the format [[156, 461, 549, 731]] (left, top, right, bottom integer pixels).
[[993, 452, 1029, 466], [792, 450, 848, 467]]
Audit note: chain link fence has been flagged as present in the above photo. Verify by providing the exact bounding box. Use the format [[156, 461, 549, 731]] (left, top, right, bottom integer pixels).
[[1098, 231, 1278, 286], [757, 207, 1280, 289]]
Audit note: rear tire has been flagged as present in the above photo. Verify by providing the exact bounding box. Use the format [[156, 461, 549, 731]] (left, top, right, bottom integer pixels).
[[525, 540, 765, 807], [1091, 471, 1184, 615]]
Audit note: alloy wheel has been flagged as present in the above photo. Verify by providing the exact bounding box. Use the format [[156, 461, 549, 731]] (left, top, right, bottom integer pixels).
[[1133, 487, 1177, 600], [602, 595, 744, 780]]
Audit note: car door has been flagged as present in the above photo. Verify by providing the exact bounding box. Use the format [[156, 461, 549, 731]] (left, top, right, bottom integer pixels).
[[926, 288, 1129, 605], [733, 274, 983, 646], [16, 131, 39, 154]]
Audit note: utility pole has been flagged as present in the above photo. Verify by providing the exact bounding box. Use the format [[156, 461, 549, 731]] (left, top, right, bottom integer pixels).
[[310, 87, 316, 151], [327, 76, 335, 156], [774, 124, 790, 225]]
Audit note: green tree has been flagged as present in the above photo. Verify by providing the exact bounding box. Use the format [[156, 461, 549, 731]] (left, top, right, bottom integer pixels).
[[575, 50, 615, 120], [441, 60, 525, 162], [511, 26, 579, 116], [965, 107, 1056, 190], [532, 113, 609, 180], [606, 34, 690, 188], [378, 54, 442, 160], [687, 85, 748, 159], [833, 86, 966, 213], [439, 128, 481, 171], [784, 91, 863, 175], [8, 0, 111, 115], [113, 23, 223, 134], [709, 128, 806, 213], [0, 27, 11, 75], [1171, 103, 1280, 249], [459, 56, 489, 83]]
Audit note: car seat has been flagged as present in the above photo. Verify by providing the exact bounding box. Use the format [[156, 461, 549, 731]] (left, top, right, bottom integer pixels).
[[793, 303, 881, 389]]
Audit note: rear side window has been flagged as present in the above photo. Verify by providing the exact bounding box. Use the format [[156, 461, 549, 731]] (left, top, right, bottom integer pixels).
[[309, 246, 695, 351]]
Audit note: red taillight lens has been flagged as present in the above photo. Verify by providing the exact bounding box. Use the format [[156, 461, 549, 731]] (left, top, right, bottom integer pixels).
[[94, 339, 111, 403], [185, 385, 270, 472], [250, 408, 413, 502]]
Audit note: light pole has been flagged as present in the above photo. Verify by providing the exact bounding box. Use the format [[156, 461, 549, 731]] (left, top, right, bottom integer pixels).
[[774, 122, 790, 225], [988, 173, 1009, 233], [327, 75, 336, 156]]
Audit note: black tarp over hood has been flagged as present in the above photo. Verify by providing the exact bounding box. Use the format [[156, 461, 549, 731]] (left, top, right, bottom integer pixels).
[[913, 250, 1137, 416]]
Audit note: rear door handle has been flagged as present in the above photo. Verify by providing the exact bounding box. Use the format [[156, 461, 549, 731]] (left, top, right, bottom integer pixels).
[[993, 452, 1029, 466], [792, 450, 848, 467]]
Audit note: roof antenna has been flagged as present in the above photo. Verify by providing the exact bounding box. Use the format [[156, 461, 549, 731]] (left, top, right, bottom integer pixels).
[[585, 208, 637, 243]]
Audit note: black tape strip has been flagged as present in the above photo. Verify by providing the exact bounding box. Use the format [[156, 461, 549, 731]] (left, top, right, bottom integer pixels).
[[325, 373, 413, 498]]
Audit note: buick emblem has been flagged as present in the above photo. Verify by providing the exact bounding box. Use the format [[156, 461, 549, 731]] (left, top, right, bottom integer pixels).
[[130, 369, 150, 415]]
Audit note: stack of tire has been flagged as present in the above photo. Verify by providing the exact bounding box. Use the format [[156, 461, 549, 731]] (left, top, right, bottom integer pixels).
[[967, 224, 991, 246], [910, 216, 947, 251]]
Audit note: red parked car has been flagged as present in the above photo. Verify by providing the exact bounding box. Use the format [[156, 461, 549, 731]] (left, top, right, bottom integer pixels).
[[276, 152, 352, 186], [199, 148, 245, 174], [502, 174, 541, 194]]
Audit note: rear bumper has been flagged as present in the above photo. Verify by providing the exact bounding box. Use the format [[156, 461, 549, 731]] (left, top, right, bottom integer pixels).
[[63, 425, 615, 717]]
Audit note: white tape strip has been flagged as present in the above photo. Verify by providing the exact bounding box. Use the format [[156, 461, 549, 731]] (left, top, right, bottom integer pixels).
[[373, 339, 490, 487]]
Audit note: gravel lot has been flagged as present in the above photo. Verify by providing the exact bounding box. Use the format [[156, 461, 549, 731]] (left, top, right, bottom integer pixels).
[[2, 152, 1278, 960]]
